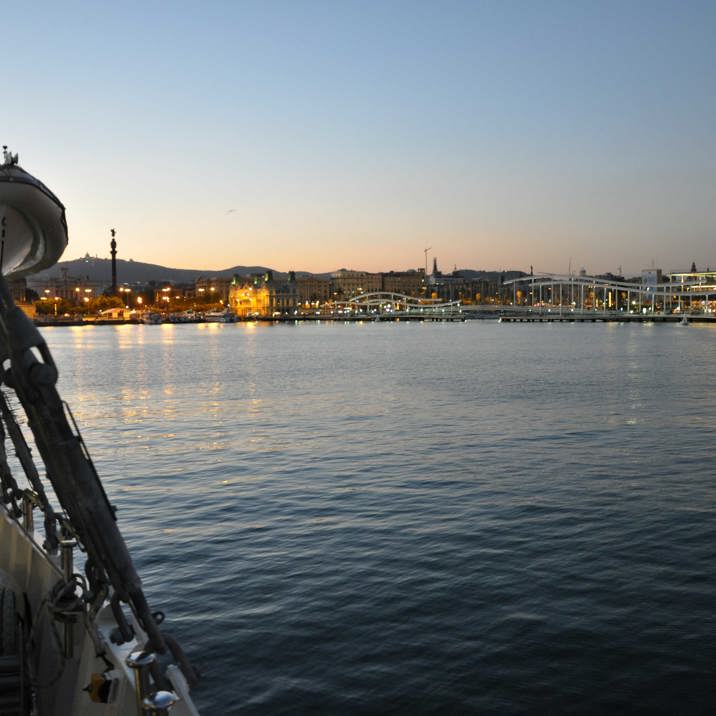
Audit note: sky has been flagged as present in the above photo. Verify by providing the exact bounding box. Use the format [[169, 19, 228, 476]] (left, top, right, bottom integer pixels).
[[3, 0, 715, 275]]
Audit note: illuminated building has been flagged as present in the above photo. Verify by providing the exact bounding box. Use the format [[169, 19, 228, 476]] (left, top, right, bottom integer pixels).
[[668, 268, 716, 312], [228, 271, 298, 317]]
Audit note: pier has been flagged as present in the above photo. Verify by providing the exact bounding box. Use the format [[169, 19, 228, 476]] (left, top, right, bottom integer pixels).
[[494, 311, 714, 324]]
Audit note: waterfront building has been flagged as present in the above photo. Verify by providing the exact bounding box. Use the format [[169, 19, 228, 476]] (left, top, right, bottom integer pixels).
[[381, 269, 425, 297], [153, 282, 196, 306], [269, 271, 298, 315], [330, 269, 381, 298], [228, 271, 298, 317], [229, 280, 269, 317], [195, 276, 232, 303], [427, 261, 525, 304], [296, 276, 331, 308], [668, 268, 716, 288], [28, 269, 104, 305], [668, 268, 716, 312]]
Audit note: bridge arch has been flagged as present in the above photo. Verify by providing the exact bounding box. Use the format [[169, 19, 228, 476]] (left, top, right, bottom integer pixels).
[[338, 292, 461, 315]]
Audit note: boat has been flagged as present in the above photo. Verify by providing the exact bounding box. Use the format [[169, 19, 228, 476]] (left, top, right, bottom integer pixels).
[[167, 310, 198, 323], [179, 310, 202, 323], [0, 148, 200, 714], [140, 311, 163, 324], [203, 309, 236, 323]]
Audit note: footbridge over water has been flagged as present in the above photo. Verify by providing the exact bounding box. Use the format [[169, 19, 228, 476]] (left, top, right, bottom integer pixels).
[[337, 292, 462, 318]]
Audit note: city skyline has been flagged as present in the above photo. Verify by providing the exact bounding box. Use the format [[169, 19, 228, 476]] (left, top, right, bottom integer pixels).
[[49, 246, 709, 281], [4, 1, 715, 275]]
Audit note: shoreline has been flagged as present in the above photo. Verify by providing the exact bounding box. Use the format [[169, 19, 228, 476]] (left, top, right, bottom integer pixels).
[[33, 314, 716, 327]]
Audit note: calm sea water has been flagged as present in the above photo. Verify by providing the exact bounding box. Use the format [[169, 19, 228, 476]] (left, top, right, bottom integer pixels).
[[40, 321, 715, 714]]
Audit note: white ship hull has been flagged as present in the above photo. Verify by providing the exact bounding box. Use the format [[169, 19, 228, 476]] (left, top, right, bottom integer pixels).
[[0, 157, 68, 277]]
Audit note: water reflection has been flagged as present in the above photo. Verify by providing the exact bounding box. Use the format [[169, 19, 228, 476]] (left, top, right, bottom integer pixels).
[[37, 322, 716, 714]]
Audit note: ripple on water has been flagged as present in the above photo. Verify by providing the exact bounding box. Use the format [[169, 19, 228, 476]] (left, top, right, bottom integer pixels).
[[35, 322, 716, 714]]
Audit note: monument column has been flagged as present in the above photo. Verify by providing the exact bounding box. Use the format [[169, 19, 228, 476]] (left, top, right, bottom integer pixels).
[[110, 229, 117, 294]]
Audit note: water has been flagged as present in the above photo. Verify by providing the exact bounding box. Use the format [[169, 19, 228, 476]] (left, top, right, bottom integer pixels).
[[40, 321, 715, 713]]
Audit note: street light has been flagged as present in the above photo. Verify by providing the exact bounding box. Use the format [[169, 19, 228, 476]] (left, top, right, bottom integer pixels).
[[118, 286, 132, 308]]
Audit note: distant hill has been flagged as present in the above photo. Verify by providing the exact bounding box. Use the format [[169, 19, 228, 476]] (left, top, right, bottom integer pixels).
[[29, 256, 316, 285], [29, 255, 510, 287]]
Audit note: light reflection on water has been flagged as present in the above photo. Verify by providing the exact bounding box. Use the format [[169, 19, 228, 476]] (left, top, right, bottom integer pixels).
[[37, 321, 716, 714]]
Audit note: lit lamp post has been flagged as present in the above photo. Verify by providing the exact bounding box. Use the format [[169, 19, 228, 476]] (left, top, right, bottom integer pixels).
[[119, 286, 131, 308]]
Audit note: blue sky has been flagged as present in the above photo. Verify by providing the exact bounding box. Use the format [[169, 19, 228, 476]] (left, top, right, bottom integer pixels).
[[4, 1, 715, 274]]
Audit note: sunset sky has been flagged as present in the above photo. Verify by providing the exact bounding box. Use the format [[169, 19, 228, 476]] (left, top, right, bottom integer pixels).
[[4, 1, 715, 275]]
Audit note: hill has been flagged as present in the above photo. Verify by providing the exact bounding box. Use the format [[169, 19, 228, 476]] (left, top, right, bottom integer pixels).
[[30, 255, 510, 287], [31, 256, 285, 285]]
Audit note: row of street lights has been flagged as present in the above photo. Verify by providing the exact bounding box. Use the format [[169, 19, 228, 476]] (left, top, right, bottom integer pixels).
[[38, 283, 224, 312]]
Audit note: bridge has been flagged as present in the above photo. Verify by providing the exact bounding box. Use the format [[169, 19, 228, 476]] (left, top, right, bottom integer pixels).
[[336, 292, 462, 318]]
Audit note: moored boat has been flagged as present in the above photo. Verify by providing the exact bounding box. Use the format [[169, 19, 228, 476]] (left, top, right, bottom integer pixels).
[[204, 309, 237, 323], [141, 311, 164, 324]]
